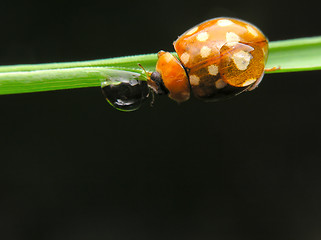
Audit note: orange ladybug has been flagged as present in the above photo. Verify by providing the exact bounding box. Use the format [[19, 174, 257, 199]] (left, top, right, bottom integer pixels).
[[149, 17, 269, 102]]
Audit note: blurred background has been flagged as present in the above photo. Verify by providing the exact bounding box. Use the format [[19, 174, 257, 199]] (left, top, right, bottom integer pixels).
[[0, 0, 321, 239]]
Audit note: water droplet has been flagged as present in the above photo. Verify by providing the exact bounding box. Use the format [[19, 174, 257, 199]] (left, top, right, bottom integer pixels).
[[101, 73, 149, 112]]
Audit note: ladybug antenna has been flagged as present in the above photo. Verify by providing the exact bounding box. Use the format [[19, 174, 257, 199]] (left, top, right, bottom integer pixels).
[[138, 63, 151, 78]]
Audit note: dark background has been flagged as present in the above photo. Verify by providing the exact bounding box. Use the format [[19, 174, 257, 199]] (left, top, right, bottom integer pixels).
[[0, 0, 321, 239]]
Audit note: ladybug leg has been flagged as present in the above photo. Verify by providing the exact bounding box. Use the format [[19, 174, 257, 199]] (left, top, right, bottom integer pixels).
[[264, 66, 281, 72], [247, 74, 264, 91], [148, 71, 169, 95], [248, 66, 281, 91], [138, 64, 169, 95], [149, 90, 155, 107]]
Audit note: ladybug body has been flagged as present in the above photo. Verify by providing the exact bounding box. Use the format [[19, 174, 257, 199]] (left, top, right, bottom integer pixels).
[[155, 51, 190, 102], [150, 17, 269, 102]]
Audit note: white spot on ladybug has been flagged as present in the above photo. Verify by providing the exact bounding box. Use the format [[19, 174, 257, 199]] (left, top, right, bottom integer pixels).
[[232, 50, 252, 71], [246, 25, 259, 37], [196, 32, 209, 42], [189, 75, 200, 86], [180, 52, 190, 65], [200, 46, 211, 58], [217, 19, 234, 27], [215, 79, 227, 89], [241, 78, 257, 86], [226, 32, 240, 46], [185, 26, 198, 36], [208, 65, 218, 76]]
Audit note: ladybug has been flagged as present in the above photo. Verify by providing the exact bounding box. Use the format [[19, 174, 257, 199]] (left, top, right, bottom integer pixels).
[[148, 17, 269, 102]]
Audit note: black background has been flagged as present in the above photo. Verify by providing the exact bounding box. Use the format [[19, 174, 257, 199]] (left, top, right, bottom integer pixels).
[[0, 0, 321, 239]]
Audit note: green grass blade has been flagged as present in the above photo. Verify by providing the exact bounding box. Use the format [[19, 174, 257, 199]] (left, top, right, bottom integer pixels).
[[0, 54, 158, 73], [266, 36, 321, 73], [0, 67, 142, 95], [0, 36, 320, 95]]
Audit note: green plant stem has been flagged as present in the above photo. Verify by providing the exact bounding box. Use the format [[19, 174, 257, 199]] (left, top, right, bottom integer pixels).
[[267, 36, 321, 73], [0, 36, 320, 95], [0, 68, 141, 95], [0, 54, 157, 73]]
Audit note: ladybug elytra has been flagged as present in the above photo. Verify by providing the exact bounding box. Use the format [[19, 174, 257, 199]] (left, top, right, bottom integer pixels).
[[149, 17, 269, 103]]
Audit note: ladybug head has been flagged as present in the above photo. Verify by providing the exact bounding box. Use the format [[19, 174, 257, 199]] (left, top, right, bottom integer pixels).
[[148, 71, 169, 95]]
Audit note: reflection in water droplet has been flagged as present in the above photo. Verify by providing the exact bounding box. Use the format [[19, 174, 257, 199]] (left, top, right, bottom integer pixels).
[[101, 75, 150, 112]]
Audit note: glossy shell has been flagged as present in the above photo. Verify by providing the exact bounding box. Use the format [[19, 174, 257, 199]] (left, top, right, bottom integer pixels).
[[155, 51, 190, 103], [174, 17, 268, 101]]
